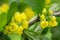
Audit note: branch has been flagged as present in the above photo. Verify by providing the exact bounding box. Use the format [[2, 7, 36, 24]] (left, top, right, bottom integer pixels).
[[0, 12, 60, 35], [29, 15, 40, 26], [53, 12, 60, 16], [29, 12, 60, 26]]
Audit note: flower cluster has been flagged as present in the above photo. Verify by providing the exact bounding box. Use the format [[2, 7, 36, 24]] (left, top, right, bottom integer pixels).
[[4, 12, 28, 35], [0, 3, 9, 13], [40, 8, 58, 29]]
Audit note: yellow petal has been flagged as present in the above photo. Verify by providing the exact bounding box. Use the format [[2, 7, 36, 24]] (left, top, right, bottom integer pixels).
[[9, 22, 18, 32], [21, 13, 27, 20], [40, 14, 46, 21], [49, 20, 58, 27], [4, 26, 12, 34], [22, 21, 28, 29], [40, 21, 48, 29], [50, 16, 56, 21], [16, 26, 23, 35], [14, 12, 22, 22]]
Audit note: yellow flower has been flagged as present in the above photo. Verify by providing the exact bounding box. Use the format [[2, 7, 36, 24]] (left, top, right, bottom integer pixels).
[[42, 8, 47, 14], [40, 21, 48, 29], [50, 16, 56, 21], [16, 26, 23, 35], [49, 20, 58, 27], [22, 21, 28, 29], [21, 13, 27, 20], [4, 26, 12, 34], [14, 12, 22, 22], [25, 7, 35, 20], [45, 0, 51, 5], [0, 3, 9, 13], [9, 22, 18, 32], [49, 10, 53, 15], [40, 14, 46, 21]]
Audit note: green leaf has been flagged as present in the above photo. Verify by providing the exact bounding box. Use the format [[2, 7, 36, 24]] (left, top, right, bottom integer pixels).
[[51, 0, 60, 10], [28, 22, 38, 31], [28, 22, 43, 34], [56, 17, 60, 26], [51, 17, 60, 40], [21, 35, 26, 40], [9, 0, 20, 4], [0, 34, 10, 40], [24, 30, 41, 40], [44, 29, 52, 40], [0, 0, 9, 3], [7, 1, 18, 25], [18, 2, 27, 13], [40, 35, 49, 40], [0, 27, 4, 32], [0, 13, 7, 32], [41, 27, 49, 35], [0, 13, 7, 27], [51, 27, 60, 40], [39, 27, 52, 40], [8, 34, 21, 40], [24, 0, 45, 14]]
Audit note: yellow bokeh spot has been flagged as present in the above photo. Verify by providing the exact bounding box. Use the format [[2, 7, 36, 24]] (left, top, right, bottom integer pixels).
[[49, 10, 53, 15], [45, 0, 51, 5], [42, 8, 47, 14], [25, 7, 35, 20], [0, 3, 9, 13], [40, 21, 48, 29]]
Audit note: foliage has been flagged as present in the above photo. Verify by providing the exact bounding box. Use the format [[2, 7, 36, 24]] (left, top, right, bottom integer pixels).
[[0, 0, 60, 40]]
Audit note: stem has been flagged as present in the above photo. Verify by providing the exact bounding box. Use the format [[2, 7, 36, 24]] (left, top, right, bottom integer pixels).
[[48, 27, 51, 40]]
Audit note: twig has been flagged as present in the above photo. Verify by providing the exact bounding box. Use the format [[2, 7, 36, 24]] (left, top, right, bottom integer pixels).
[[29, 12, 60, 26], [29, 15, 40, 26]]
